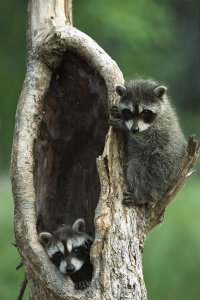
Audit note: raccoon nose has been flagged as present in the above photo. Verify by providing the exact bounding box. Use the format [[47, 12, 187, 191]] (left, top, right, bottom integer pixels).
[[66, 265, 75, 273], [131, 125, 139, 133]]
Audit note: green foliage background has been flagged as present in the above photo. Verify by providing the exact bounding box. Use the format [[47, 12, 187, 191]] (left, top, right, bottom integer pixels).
[[0, 0, 199, 299]]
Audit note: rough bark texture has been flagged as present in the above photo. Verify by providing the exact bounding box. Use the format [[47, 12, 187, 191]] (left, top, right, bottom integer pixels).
[[11, 1, 199, 300]]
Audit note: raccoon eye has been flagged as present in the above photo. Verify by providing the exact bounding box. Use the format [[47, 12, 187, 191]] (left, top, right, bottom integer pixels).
[[55, 251, 62, 257], [121, 109, 132, 120], [141, 109, 156, 123], [141, 109, 153, 116], [73, 247, 81, 254]]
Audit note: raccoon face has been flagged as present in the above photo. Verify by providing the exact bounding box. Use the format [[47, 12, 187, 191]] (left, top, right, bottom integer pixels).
[[116, 80, 167, 134], [39, 219, 93, 275], [120, 107, 157, 134]]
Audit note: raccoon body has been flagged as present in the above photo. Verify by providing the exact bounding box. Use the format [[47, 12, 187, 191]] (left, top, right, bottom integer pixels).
[[110, 79, 187, 206], [39, 219, 93, 289]]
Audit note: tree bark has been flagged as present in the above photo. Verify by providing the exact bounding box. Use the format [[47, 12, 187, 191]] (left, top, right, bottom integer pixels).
[[11, 1, 199, 300]]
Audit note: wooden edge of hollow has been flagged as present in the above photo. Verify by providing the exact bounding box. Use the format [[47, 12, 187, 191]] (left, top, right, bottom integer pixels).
[[11, 25, 124, 299]]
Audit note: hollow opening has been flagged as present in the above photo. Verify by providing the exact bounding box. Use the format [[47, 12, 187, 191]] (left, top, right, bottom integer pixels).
[[34, 51, 109, 237]]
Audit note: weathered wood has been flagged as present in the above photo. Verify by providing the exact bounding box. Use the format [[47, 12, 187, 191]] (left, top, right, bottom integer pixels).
[[27, 0, 72, 51], [11, 1, 199, 300]]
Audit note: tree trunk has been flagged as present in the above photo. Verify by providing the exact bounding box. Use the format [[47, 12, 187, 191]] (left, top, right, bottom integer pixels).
[[11, 1, 199, 300]]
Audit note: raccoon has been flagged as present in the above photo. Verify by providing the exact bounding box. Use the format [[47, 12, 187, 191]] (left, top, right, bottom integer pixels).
[[39, 219, 93, 289], [110, 79, 187, 206]]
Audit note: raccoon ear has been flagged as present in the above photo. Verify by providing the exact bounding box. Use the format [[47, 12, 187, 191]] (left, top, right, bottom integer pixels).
[[84, 237, 93, 249], [39, 232, 52, 246], [72, 218, 85, 232], [116, 84, 126, 96], [153, 85, 167, 98]]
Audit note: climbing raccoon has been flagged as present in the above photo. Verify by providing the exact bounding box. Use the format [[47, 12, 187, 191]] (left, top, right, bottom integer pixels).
[[39, 219, 93, 289], [110, 79, 186, 206]]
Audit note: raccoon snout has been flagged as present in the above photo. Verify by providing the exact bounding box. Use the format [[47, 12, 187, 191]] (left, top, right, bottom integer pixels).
[[131, 125, 139, 133], [66, 265, 75, 273]]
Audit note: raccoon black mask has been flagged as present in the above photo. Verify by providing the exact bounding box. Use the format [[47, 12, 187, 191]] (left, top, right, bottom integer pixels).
[[39, 219, 93, 289]]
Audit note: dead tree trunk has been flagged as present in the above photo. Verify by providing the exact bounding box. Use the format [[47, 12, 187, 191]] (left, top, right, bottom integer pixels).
[[11, 1, 199, 299]]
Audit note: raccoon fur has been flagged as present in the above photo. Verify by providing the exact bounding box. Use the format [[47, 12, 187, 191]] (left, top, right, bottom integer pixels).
[[110, 79, 187, 206], [39, 219, 93, 289]]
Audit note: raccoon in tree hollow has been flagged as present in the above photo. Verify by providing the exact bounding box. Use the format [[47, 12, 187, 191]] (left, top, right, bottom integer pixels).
[[39, 219, 93, 289], [110, 79, 186, 206]]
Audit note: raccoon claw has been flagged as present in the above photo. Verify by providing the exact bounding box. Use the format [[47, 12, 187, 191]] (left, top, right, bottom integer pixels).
[[124, 191, 149, 206], [109, 118, 124, 129], [75, 280, 90, 290], [123, 191, 134, 207], [110, 106, 121, 119]]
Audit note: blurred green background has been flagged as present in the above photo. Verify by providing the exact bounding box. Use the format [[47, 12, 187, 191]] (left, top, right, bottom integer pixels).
[[0, 0, 199, 299]]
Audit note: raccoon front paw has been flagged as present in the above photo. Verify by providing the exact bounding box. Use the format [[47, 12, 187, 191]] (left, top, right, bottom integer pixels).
[[75, 280, 90, 290], [110, 105, 122, 119], [110, 118, 121, 126], [123, 191, 148, 206], [123, 191, 134, 207], [109, 118, 125, 130]]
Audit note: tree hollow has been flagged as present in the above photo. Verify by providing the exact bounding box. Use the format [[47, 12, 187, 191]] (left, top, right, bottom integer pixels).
[[34, 51, 109, 236]]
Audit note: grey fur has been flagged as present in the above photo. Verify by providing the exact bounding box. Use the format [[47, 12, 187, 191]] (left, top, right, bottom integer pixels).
[[39, 219, 93, 289], [110, 79, 186, 206]]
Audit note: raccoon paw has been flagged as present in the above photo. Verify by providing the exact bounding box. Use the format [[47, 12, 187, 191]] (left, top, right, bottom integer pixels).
[[110, 105, 121, 119], [75, 280, 90, 290], [123, 191, 134, 207], [109, 118, 125, 130], [123, 191, 149, 206]]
